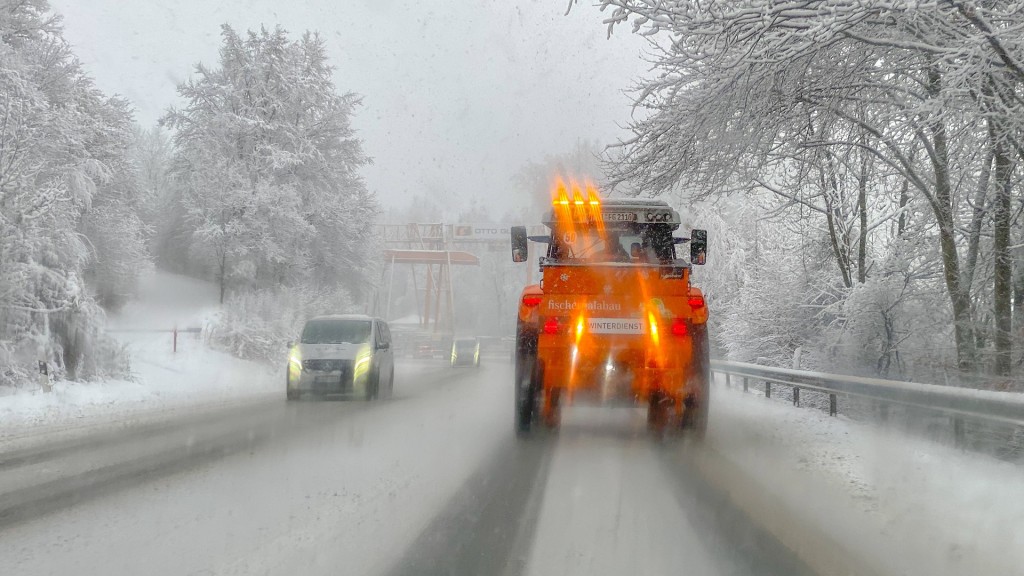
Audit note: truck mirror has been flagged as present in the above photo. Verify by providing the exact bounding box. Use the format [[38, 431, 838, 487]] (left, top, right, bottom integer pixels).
[[511, 226, 528, 262], [690, 229, 707, 265]]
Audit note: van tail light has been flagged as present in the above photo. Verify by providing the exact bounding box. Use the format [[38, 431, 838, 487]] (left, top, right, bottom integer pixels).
[[688, 296, 705, 310], [671, 318, 689, 337], [522, 295, 542, 307]]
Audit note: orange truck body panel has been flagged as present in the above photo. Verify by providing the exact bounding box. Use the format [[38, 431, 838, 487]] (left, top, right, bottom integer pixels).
[[527, 264, 707, 406]]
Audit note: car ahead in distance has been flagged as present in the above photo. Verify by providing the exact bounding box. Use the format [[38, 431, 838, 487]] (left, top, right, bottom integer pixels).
[[413, 343, 434, 359], [450, 337, 480, 367], [286, 315, 394, 400]]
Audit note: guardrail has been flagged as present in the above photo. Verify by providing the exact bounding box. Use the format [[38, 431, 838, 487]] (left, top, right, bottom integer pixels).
[[710, 360, 1024, 447]]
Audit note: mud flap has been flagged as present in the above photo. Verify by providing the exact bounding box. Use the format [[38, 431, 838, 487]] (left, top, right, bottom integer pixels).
[[647, 389, 672, 438], [541, 385, 561, 429]]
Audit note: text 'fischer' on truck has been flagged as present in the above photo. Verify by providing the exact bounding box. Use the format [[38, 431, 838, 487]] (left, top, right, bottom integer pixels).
[[510, 180, 710, 438]]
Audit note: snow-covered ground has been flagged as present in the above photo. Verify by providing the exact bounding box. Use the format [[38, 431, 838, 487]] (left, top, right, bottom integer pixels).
[[0, 271, 277, 440], [707, 377, 1024, 576]]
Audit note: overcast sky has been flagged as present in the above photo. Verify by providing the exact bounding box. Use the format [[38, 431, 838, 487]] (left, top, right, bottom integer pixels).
[[51, 0, 648, 215]]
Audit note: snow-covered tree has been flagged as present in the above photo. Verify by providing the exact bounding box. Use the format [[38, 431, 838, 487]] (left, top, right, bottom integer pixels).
[[0, 0, 144, 383], [160, 24, 376, 359], [580, 0, 1024, 382], [131, 126, 188, 271], [163, 24, 375, 304], [80, 98, 150, 310]]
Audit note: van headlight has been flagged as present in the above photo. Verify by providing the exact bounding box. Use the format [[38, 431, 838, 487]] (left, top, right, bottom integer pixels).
[[353, 347, 372, 380], [288, 349, 303, 383]]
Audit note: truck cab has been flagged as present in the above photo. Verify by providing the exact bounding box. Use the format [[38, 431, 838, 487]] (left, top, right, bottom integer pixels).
[[511, 185, 710, 437]]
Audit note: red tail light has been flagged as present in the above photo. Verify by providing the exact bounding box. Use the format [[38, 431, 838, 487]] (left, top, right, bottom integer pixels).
[[522, 295, 542, 307], [688, 296, 705, 310], [543, 317, 560, 335], [671, 318, 688, 337]]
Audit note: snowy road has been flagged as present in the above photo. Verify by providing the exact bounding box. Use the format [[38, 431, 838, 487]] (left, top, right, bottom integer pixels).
[[0, 358, 827, 576], [5, 357, 1020, 576]]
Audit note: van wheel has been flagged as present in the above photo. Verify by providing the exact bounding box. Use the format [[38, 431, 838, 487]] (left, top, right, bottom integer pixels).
[[286, 371, 299, 401], [366, 368, 380, 401]]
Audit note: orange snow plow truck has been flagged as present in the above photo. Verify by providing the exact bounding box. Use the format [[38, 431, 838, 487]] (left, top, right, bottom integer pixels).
[[511, 185, 710, 437]]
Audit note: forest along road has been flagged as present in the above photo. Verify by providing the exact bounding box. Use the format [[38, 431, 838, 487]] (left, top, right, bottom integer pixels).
[[0, 359, 818, 576]]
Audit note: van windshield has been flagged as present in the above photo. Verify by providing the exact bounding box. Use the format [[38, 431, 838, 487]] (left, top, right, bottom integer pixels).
[[301, 320, 371, 344]]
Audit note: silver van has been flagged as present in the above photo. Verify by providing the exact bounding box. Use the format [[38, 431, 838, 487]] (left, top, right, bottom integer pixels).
[[286, 315, 394, 400]]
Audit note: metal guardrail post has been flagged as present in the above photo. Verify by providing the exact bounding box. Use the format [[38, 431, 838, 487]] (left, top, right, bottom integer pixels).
[[793, 386, 800, 407], [726, 373, 731, 388], [765, 381, 771, 398], [829, 393, 837, 416], [743, 377, 748, 392]]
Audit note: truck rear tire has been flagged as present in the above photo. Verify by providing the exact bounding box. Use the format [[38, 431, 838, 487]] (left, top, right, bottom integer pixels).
[[681, 323, 712, 438], [514, 329, 539, 437]]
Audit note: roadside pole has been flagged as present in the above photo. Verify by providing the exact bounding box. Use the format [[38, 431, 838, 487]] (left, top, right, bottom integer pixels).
[[38, 360, 51, 393]]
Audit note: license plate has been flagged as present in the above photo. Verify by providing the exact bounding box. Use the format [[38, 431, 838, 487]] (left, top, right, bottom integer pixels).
[[587, 318, 645, 334], [604, 212, 637, 222]]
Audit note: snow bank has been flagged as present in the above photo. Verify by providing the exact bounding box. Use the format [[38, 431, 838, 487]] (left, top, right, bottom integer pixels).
[[708, 377, 1024, 576], [0, 342, 277, 435], [0, 270, 277, 439]]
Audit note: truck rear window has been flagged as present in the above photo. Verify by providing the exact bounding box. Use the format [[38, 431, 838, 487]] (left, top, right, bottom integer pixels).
[[548, 224, 676, 263]]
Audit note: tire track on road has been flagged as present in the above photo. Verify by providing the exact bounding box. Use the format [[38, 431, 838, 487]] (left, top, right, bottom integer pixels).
[[383, 435, 555, 576], [657, 442, 820, 576]]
